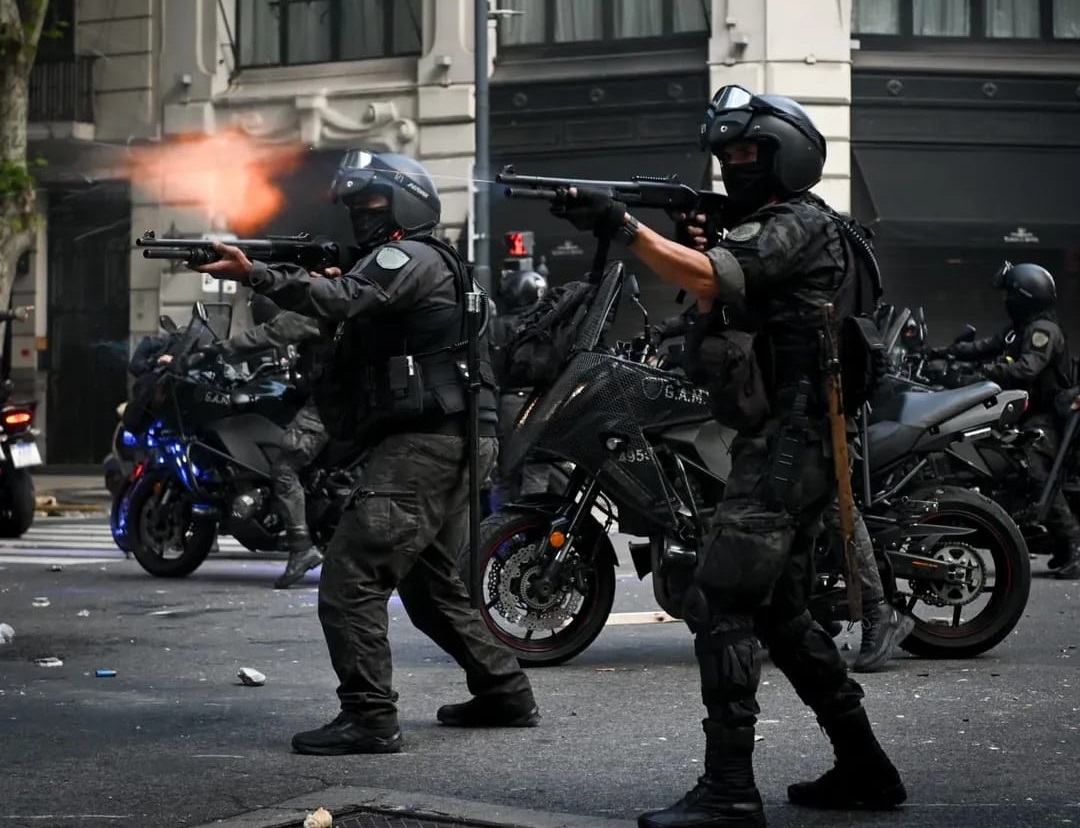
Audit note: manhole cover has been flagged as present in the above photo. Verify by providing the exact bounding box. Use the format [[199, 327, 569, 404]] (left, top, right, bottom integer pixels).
[[279, 806, 530, 828]]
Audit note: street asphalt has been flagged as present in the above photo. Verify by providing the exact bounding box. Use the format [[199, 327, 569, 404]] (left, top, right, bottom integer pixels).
[[0, 516, 1077, 828]]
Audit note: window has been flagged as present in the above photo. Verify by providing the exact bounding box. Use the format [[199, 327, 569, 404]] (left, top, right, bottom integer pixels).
[[985, 0, 1040, 37], [498, 0, 710, 48], [854, 0, 1080, 40], [913, 0, 969, 36], [1055, 0, 1080, 37], [238, 0, 422, 68]]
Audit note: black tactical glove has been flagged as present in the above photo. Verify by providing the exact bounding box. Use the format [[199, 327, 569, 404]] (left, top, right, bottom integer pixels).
[[669, 211, 721, 251], [550, 187, 626, 237]]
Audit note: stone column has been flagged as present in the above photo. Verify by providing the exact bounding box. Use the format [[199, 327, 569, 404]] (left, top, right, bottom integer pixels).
[[416, 0, 478, 248], [707, 0, 852, 211]]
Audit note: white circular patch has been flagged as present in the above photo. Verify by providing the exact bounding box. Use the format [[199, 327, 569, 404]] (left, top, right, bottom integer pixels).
[[375, 246, 411, 270], [1031, 330, 1050, 349], [725, 221, 762, 243]]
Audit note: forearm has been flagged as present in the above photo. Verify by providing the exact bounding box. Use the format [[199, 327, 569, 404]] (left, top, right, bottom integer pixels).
[[627, 222, 718, 302]]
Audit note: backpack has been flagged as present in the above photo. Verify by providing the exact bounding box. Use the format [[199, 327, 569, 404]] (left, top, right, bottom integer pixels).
[[495, 280, 597, 389]]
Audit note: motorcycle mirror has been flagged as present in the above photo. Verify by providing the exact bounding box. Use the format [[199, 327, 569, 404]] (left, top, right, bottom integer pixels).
[[625, 273, 649, 330], [159, 315, 178, 333], [193, 301, 210, 326]]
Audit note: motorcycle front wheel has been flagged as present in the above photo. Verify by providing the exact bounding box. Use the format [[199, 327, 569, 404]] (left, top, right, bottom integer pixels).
[[460, 507, 616, 667], [894, 485, 1031, 659], [127, 471, 216, 578]]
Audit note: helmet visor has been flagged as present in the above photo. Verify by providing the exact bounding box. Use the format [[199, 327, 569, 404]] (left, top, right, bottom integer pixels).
[[330, 150, 381, 203], [708, 85, 755, 114]]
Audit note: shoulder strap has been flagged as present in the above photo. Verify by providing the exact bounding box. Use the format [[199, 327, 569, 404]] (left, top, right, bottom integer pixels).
[[408, 235, 492, 355]]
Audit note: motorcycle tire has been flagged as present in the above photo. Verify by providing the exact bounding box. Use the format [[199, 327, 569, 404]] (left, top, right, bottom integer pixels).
[[460, 507, 616, 668], [896, 484, 1031, 659], [127, 471, 216, 578], [0, 469, 35, 538]]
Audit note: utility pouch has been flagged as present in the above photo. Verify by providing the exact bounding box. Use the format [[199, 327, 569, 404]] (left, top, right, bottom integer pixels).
[[387, 354, 426, 416], [684, 317, 770, 432], [695, 500, 796, 609]]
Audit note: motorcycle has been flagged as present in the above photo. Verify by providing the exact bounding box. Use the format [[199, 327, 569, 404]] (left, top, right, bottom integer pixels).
[[463, 267, 1032, 666], [104, 315, 184, 497], [0, 377, 42, 537], [111, 301, 360, 577], [886, 311, 1080, 565]]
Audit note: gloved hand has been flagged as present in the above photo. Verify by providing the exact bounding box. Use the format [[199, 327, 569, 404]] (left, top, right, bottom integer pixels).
[[669, 211, 720, 251], [183, 343, 222, 369], [549, 187, 626, 237]]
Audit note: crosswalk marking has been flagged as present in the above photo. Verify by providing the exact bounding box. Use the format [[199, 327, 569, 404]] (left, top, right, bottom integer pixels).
[[0, 518, 249, 555]]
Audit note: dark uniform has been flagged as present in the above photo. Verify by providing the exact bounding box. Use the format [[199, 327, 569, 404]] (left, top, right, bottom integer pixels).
[[198, 151, 538, 756], [489, 269, 550, 511], [945, 262, 1079, 579], [211, 294, 331, 588], [550, 85, 904, 828]]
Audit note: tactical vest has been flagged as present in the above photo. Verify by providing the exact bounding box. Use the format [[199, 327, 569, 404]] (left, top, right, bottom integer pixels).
[[317, 237, 498, 444]]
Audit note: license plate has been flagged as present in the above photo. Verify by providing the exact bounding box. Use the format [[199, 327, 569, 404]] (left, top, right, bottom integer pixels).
[[9, 442, 42, 468]]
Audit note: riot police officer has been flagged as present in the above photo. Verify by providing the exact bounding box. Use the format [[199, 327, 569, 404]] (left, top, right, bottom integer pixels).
[[204, 292, 331, 588], [489, 268, 550, 511], [932, 262, 1080, 579], [549, 85, 904, 827], [192, 150, 538, 754]]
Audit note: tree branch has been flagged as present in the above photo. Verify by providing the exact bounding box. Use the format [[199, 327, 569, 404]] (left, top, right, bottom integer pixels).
[[15, 0, 48, 65]]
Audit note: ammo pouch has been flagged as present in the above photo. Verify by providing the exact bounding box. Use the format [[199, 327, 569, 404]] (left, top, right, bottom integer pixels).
[[695, 500, 795, 609], [387, 354, 426, 417], [684, 316, 770, 432]]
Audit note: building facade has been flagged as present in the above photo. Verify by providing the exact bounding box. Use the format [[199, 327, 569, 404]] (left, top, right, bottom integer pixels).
[[19, 0, 1080, 463]]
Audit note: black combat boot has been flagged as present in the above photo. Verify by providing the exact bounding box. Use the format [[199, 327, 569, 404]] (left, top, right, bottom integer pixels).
[[274, 526, 323, 589], [436, 690, 540, 727], [854, 600, 916, 673], [1052, 543, 1080, 580], [291, 712, 403, 755], [787, 706, 906, 810], [638, 721, 765, 828]]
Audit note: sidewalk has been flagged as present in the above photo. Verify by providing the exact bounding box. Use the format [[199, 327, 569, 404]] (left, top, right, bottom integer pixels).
[[31, 469, 110, 514], [192, 786, 634, 828]]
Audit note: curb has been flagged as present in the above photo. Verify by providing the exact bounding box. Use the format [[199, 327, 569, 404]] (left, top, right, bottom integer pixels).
[[190, 786, 636, 828]]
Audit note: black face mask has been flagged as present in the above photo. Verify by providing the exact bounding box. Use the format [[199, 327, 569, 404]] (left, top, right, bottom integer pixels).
[[349, 206, 395, 253], [720, 161, 776, 227], [1005, 293, 1032, 324]]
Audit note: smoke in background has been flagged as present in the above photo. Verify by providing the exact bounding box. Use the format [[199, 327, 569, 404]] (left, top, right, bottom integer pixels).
[[115, 130, 308, 234]]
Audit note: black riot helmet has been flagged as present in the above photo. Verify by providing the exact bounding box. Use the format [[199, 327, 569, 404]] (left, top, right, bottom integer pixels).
[[700, 85, 826, 219], [992, 261, 1057, 322], [500, 269, 548, 313], [330, 150, 442, 252], [249, 292, 281, 326]]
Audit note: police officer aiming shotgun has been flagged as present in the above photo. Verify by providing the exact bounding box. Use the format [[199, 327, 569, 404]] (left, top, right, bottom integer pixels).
[[512, 84, 904, 828], [185, 150, 538, 755]]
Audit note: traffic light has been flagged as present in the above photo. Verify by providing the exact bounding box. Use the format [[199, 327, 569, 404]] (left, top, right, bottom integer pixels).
[[504, 231, 534, 258]]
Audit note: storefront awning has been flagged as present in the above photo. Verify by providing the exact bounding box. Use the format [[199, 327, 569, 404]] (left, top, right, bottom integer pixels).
[[852, 145, 1080, 249]]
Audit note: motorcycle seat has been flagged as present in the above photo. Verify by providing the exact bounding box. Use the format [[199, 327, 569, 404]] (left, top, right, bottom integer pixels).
[[873, 381, 1002, 430]]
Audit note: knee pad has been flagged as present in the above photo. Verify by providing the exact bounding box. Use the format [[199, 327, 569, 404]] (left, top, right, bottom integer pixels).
[[694, 616, 762, 715]]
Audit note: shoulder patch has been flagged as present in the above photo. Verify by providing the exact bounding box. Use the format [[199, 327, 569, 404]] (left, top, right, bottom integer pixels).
[[1031, 330, 1051, 349], [375, 246, 411, 271], [725, 222, 762, 243]]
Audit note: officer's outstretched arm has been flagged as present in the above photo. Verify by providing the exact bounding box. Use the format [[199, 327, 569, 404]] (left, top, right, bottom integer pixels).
[[951, 332, 1005, 362], [217, 311, 322, 360], [628, 222, 741, 304], [247, 256, 422, 322]]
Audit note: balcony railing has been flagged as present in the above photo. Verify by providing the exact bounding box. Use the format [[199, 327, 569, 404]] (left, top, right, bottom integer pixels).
[[29, 56, 96, 123]]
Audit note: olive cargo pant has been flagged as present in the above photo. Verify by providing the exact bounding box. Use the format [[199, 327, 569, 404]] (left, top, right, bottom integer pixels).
[[317, 432, 532, 728]]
